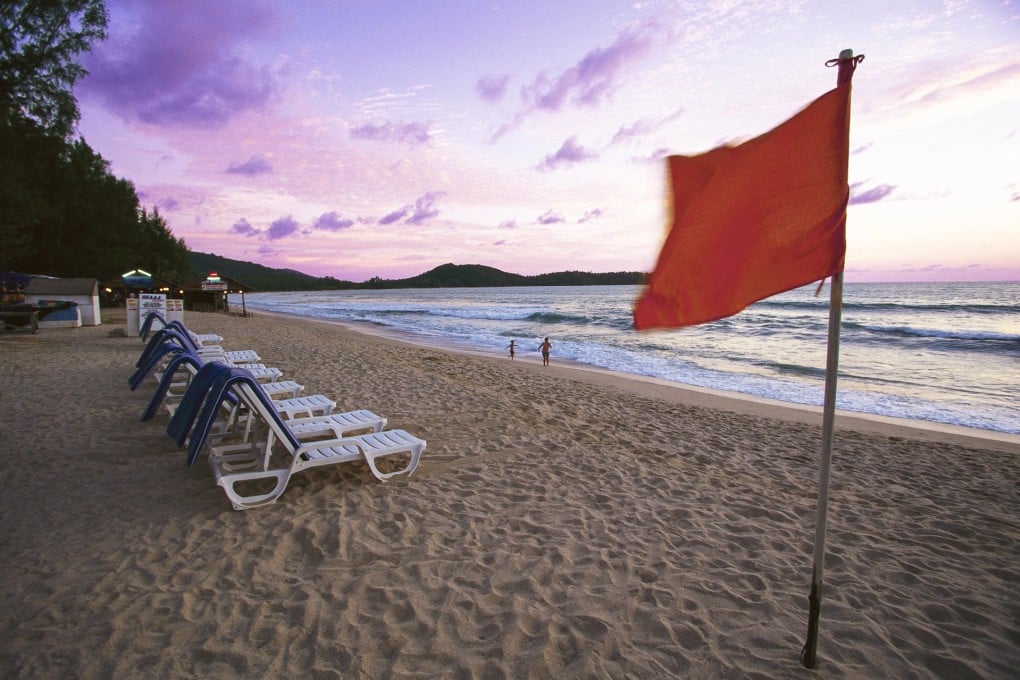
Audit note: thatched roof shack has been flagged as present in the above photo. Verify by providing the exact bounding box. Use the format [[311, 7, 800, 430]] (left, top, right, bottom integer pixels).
[[100, 269, 181, 304], [180, 272, 254, 315]]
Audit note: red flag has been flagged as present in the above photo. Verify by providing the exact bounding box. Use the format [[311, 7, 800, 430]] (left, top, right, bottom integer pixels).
[[634, 83, 852, 330]]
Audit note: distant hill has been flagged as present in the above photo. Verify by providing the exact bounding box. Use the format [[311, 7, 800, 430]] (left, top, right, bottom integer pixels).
[[376, 263, 646, 289], [186, 253, 646, 291], [186, 251, 354, 290]]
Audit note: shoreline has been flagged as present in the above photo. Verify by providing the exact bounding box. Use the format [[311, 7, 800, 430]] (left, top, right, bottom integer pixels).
[[253, 307, 1020, 454]]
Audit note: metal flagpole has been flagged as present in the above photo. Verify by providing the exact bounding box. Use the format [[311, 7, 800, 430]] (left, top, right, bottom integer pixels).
[[801, 48, 860, 669]]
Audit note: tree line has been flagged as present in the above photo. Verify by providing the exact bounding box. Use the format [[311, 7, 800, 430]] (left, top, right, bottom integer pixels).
[[0, 0, 193, 284]]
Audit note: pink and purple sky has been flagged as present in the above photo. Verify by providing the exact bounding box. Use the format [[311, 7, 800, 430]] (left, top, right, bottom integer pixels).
[[75, 0, 1019, 282]]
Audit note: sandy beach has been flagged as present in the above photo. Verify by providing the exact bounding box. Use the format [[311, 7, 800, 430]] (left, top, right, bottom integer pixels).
[[1, 308, 1017, 678]]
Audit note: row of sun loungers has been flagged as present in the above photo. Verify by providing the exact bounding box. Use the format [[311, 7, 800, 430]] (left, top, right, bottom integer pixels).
[[131, 313, 426, 510]]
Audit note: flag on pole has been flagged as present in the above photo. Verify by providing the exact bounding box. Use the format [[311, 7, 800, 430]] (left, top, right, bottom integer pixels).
[[633, 83, 852, 331]]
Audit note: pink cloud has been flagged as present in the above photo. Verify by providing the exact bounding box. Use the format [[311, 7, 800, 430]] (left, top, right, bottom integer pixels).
[[850, 182, 896, 205], [610, 107, 684, 145], [350, 122, 431, 145], [538, 136, 597, 171], [378, 192, 445, 226], [476, 74, 511, 102], [406, 192, 444, 225], [226, 154, 273, 175], [231, 218, 259, 237], [312, 211, 355, 231], [79, 0, 279, 128], [266, 215, 301, 240], [492, 20, 661, 141], [524, 23, 658, 111], [378, 207, 409, 225], [536, 210, 564, 225]]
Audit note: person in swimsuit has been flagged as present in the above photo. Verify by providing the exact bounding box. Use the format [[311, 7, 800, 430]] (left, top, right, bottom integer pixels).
[[507, 339, 516, 360], [539, 337, 552, 366]]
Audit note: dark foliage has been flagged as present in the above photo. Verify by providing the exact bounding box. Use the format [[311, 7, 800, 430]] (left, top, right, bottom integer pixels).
[[1, 0, 191, 283], [1, 0, 108, 137]]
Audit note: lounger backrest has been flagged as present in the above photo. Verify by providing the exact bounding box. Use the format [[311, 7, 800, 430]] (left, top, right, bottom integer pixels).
[[141, 352, 204, 421], [136, 328, 172, 367], [130, 341, 189, 389], [184, 368, 301, 465], [140, 311, 167, 340], [135, 327, 197, 368], [232, 379, 303, 453], [167, 362, 232, 447], [166, 320, 195, 341]]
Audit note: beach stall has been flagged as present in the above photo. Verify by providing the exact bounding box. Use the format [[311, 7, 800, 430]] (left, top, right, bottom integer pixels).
[[101, 269, 181, 304], [180, 272, 254, 316], [23, 277, 102, 327], [104, 269, 184, 335]]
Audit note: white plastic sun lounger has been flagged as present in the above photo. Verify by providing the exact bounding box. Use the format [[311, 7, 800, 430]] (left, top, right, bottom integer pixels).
[[135, 351, 301, 413], [208, 408, 388, 471], [179, 367, 423, 510]]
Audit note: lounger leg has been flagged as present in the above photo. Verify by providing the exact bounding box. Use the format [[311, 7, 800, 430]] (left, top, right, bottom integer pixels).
[[211, 466, 291, 510], [362, 443, 425, 481]]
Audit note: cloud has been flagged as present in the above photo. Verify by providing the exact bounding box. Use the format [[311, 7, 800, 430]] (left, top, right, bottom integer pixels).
[[498, 220, 518, 229], [350, 121, 431, 145], [476, 74, 510, 102], [378, 206, 409, 225], [536, 210, 565, 225], [256, 245, 279, 256], [226, 154, 273, 175], [406, 192, 444, 225], [850, 182, 896, 205], [266, 215, 301, 240], [642, 147, 672, 162], [80, 0, 278, 128], [312, 211, 355, 231], [609, 107, 684, 145], [378, 192, 445, 226], [231, 218, 260, 237], [524, 22, 658, 112], [538, 136, 598, 171], [578, 208, 605, 223], [489, 20, 661, 142], [917, 61, 1020, 106]]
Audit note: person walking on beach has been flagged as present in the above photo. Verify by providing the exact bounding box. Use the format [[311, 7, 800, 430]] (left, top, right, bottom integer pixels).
[[507, 339, 516, 360], [539, 337, 552, 366]]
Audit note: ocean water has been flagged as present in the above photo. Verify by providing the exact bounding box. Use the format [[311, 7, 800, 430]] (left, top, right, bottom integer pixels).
[[246, 282, 1020, 435]]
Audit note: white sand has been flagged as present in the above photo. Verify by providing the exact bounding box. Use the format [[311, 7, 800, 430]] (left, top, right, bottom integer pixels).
[[1, 309, 1017, 678]]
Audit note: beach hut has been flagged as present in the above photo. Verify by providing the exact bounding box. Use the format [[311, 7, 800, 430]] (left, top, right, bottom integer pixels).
[[23, 277, 102, 326], [101, 269, 182, 305], [180, 272, 254, 315]]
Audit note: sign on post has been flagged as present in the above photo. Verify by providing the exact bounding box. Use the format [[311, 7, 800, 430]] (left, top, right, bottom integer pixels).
[[139, 293, 167, 325]]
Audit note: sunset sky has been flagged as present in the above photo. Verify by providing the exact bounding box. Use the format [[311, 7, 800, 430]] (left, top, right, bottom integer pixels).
[[75, 0, 1019, 283]]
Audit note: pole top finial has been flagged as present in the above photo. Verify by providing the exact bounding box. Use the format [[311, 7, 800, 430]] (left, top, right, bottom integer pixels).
[[826, 50, 864, 80]]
